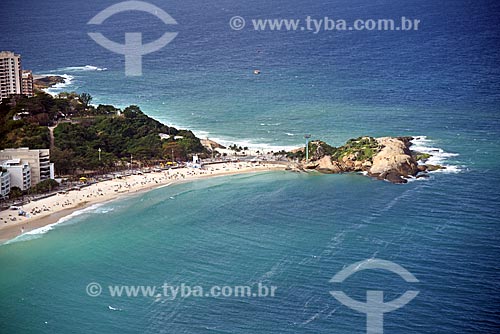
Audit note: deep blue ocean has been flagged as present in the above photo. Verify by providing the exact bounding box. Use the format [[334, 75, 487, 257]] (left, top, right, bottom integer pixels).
[[1, 0, 499, 333]]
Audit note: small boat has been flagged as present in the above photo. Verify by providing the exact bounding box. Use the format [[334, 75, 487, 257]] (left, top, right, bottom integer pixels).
[[253, 69, 261, 75]]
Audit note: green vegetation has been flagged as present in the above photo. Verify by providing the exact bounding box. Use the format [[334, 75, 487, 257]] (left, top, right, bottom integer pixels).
[[0, 94, 53, 149], [286, 150, 304, 160], [6, 180, 60, 200], [228, 144, 249, 152], [1, 123, 50, 149], [310, 141, 337, 157], [31, 179, 59, 194], [0, 93, 207, 175], [285, 137, 381, 162], [8, 186, 23, 200], [415, 153, 431, 161], [331, 137, 380, 162], [79, 92, 92, 107], [54, 105, 205, 173]]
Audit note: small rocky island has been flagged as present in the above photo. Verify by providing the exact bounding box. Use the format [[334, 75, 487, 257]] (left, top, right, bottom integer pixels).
[[287, 136, 445, 184], [33, 75, 65, 90]]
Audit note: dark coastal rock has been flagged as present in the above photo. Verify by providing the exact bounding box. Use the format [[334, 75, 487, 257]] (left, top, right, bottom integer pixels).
[[425, 164, 446, 172], [33, 75, 65, 90], [379, 171, 408, 184], [312, 145, 326, 160], [317, 168, 336, 174], [417, 165, 428, 172], [304, 162, 319, 169], [397, 136, 414, 147]]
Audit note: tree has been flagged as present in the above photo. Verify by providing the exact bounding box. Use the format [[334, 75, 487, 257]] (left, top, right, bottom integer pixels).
[[31, 179, 59, 194], [79, 93, 93, 107], [51, 147, 78, 175], [9, 187, 23, 200]]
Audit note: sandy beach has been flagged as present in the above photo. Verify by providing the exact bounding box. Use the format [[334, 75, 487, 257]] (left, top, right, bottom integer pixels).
[[0, 161, 287, 244]]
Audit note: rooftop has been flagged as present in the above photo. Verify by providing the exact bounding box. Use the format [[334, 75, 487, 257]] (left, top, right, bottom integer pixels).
[[0, 51, 20, 58]]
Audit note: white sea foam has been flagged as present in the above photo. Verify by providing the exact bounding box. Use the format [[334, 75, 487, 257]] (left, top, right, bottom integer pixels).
[[259, 123, 281, 126], [38, 65, 106, 95], [59, 65, 107, 72], [41, 74, 75, 96], [405, 175, 428, 183], [108, 305, 122, 311], [410, 136, 462, 174], [3, 203, 106, 245], [157, 182, 173, 189], [204, 135, 298, 152], [151, 117, 299, 152]]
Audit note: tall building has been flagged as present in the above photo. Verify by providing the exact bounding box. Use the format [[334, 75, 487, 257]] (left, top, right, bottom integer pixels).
[[0, 51, 22, 100], [1, 159, 31, 191], [22, 70, 34, 97], [0, 148, 52, 186], [0, 168, 11, 198]]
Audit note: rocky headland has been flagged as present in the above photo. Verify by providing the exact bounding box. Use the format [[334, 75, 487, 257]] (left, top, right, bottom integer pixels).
[[287, 136, 445, 184], [33, 75, 66, 91]]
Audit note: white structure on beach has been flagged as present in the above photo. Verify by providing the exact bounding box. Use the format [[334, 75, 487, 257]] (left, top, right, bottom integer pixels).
[[187, 155, 202, 168], [0, 169, 11, 198], [1, 159, 31, 191], [0, 148, 53, 186]]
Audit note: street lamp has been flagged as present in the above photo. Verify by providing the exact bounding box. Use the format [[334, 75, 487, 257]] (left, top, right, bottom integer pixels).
[[98, 148, 101, 161], [304, 134, 311, 161]]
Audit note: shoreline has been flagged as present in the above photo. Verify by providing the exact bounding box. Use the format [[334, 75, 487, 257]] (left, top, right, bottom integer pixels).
[[0, 162, 287, 244]]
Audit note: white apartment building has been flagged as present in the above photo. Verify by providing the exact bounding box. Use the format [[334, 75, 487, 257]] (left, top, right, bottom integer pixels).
[[0, 169, 11, 198], [0, 51, 22, 100], [1, 159, 31, 191], [22, 70, 34, 97], [0, 148, 52, 186]]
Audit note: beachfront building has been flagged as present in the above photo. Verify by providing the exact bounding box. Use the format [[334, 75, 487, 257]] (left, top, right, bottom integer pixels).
[[0, 169, 11, 198], [0, 51, 22, 101], [22, 70, 34, 97], [1, 159, 31, 191], [0, 148, 52, 186]]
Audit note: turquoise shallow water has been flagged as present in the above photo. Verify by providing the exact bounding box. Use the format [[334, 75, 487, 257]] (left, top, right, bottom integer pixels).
[[1, 170, 499, 333], [1, 0, 500, 332]]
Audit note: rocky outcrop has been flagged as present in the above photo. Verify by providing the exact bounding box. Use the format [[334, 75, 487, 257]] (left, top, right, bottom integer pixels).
[[200, 139, 226, 150], [316, 156, 343, 173], [33, 75, 65, 90], [368, 137, 419, 183], [288, 136, 443, 184]]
